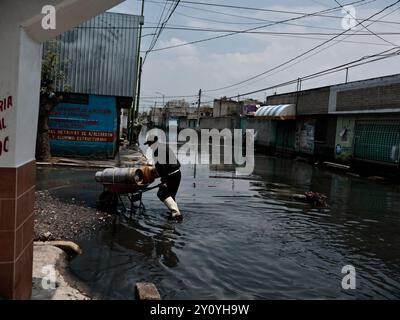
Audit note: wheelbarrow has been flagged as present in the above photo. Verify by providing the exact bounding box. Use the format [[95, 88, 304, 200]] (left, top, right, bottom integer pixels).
[[95, 166, 158, 215]]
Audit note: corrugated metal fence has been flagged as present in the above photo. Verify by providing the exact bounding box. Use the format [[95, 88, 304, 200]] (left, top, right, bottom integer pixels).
[[44, 12, 142, 98]]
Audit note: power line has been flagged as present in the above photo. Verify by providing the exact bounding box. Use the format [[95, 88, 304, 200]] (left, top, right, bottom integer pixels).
[[143, 0, 400, 27], [76, 25, 400, 36], [146, 47, 400, 106], [174, 0, 391, 28], [141, 94, 198, 99], [165, 0, 400, 25], [210, 5, 400, 96], [146, 26, 400, 37], [145, 0, 386, 53], [145, 0, 175, 61], [147, 0, 170, 56], [165, 0, 364, 15], [153, 0, 375, 30], [139, 1, 400, 103], [202, 1, 400, 93], [134, 26, 397, 48], [144, 0, 181, 62], [223, 47, 400, 100], [334, 0, 399, 46], [167, 4, 273, 25], [75, 24, 400, 39]]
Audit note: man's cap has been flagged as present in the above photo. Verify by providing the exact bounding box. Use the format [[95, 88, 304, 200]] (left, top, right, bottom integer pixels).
[[144, 136, 158, 146]]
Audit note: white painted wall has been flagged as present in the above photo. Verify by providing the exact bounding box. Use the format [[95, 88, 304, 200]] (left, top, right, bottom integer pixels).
[[15, 30, 43, 167], [0, 2, 23, 167]]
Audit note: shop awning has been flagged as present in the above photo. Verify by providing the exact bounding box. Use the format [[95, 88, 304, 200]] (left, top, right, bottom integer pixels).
[[255, 104, 296, 120]]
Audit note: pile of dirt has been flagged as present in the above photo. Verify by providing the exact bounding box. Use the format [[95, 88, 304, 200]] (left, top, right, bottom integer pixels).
[[34, 190, 114, 242]]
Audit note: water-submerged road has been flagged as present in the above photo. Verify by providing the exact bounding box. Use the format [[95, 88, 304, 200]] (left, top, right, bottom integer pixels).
[[36, 153, 400, 299]]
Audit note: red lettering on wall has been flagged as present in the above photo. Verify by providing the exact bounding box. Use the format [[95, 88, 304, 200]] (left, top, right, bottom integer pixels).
[[0, 95, 13, 113], [0, 136, 10, 156], [3, 136, 9, 152], [0, 95, 12, 158], [49, 129, 115, 143], [0, 118, 6, 130], [7, 96, 13, 109]]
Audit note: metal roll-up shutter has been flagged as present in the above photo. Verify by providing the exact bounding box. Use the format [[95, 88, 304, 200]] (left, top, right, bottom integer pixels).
[[354, 120, 400, 164]]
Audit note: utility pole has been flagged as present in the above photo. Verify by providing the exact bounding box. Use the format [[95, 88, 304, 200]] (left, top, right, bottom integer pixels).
[[156, 91, 165, 107], [152, 101, 156, 123], [295, 78, 302, 116], [296, 78, 302, 92], [345, 68, 349, 83], [196, 89, 202, 129], [129, 0, 145, 145], [135, 56, 143, 120]]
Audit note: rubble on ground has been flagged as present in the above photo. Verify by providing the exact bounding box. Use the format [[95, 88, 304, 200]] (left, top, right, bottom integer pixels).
[[34, 190, 114, 242]]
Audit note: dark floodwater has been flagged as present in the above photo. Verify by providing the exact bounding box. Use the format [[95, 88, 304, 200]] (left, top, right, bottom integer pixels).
[[36, 154, 400, 300]]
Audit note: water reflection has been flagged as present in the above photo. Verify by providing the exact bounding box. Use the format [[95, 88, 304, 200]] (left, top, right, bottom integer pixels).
[[37, 151, 400, 299], [101, 215, 182, 269]]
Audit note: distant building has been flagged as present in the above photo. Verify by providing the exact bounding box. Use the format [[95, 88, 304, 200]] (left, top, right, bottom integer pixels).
[[242, 73, 400, 169], [149, 102, 214, 130], [213, 98, 243, 117], [149, 107, 165, 128], [185, 105, 214, 129], [241, 98, 262, 116], [199, 105, 213, 118], [166, 99, 190, 109]]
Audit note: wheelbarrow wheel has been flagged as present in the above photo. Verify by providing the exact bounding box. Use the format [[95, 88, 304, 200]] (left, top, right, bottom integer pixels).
[[98, 191, 118, 211]]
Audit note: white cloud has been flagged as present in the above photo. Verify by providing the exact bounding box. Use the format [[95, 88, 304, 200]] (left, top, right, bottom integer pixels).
[[157, 37, 199, 57], [138, 1, 400, 107]]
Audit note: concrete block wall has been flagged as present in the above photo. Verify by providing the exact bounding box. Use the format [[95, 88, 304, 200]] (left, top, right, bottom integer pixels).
[[336, 83, 400, 112], [199, 116, 240, 130], [213, 100, 242, 117], [297, 87, 330, 115], [267, 93, 296, 105], [246, 118, 276, 147]]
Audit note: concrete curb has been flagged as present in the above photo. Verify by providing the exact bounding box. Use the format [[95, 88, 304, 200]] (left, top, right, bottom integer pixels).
[[34, 241, 83, 256], [32, 244, 90, 300], [135, 282, 161, 300]]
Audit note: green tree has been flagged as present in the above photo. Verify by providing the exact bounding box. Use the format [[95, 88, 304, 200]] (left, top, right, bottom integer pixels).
[[36, 39, 70, 161]]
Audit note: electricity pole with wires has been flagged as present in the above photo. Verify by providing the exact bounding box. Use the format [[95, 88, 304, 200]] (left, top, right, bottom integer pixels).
[[135, 56, 143, 120], [129, 0, 145, 145], [196, 89, 202, 129]]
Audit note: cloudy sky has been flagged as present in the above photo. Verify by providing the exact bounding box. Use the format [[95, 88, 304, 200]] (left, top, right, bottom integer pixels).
[[108, 0, 400, 111]]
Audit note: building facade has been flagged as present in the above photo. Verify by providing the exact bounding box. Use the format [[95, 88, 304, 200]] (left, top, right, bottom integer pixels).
[[45, 12, 141, 158], [246, 74, 400, 169], [213, 98, 243, 117]]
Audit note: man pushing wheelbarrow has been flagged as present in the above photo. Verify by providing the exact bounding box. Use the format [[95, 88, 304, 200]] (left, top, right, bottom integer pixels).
[[145, 136, 182, 220]]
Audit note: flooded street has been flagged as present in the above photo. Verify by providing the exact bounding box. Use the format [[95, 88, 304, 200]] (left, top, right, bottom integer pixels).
[[36, 153, 400, 300]]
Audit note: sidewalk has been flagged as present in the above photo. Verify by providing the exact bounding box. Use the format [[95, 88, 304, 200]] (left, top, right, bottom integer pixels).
[[36, 144, 149, 169], [32, 243, 90, 300]]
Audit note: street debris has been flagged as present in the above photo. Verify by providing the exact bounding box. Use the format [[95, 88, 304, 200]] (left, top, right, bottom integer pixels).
[[292, 191, 328, 207], [34, 190, 113, 242]]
